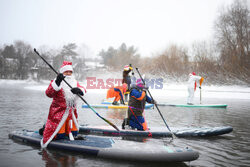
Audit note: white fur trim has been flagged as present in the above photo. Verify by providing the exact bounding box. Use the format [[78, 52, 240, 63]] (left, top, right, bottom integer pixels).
[[40, 107, 70, 148], [79, 87, 86, 95], [51, 79, 62, 91], [124, 67, 130, 71], [72, 111, 79, 131], [77, 81, 87, 94], [69, 120, 74, 141], [69, 132, 74, 141], [60, 65, 73, 73]]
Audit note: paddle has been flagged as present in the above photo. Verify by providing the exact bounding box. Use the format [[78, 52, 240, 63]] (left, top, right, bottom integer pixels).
[[135, 67, 176, 139], [199, 77, 204, 104], [129, 64, 134, 76], [200, 86, 202, 104], [34, 48, 120, 132]]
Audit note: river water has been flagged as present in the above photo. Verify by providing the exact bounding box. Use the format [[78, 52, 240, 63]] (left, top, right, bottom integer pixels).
[[0, 80, 250, 167]]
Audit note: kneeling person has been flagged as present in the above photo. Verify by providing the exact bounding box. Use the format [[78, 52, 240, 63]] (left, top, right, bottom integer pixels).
[[125, 79, 155, 131], [106, 83, 127, 105]]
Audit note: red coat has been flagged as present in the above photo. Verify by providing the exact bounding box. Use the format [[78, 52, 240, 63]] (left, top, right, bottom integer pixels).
[[41, 79, 86, 148]]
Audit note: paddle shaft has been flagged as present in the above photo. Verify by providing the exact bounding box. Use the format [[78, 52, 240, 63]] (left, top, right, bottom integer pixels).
[[34, 48, 120, 131], [200, 87, 202, 104], [129, 64, 134, 75], [135, 68, 175, 138]]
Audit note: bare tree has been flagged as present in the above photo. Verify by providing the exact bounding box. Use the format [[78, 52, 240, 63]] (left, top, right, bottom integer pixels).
[[214, 0, 250, 78], [144, 44, 189, 80], [192, 41, 218, 73], [191, 41, 219, 83]]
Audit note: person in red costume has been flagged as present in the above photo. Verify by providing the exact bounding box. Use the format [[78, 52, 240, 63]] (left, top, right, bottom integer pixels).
[[41, 61, 86, 148]]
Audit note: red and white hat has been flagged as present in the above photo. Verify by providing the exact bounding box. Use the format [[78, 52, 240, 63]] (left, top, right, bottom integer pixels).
[[59, 61, 73, 73], [124, 65, 132, 71], [124, 65, 130, 71]]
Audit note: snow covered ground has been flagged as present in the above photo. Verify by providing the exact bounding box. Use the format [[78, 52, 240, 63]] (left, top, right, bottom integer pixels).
[[1, 79, 250, 101]]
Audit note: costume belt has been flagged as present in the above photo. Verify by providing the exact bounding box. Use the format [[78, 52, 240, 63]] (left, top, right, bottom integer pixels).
[[128, 106, 144, 111]]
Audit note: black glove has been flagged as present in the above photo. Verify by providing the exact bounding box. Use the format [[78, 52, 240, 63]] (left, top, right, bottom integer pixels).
[[55, 73, 65, 86], [39, 124, 45, 136], [71, 87, 84, 96], [142, 86, 149, 92], [199, 86, 201, 89], [151, 99, 157, 104]]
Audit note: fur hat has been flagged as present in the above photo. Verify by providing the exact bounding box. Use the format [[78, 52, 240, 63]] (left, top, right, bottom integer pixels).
[[59, 61, 73, 73]]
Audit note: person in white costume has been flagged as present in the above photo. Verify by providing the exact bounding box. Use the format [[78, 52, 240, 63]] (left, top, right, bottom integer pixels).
[[187, 72, 204, 105]]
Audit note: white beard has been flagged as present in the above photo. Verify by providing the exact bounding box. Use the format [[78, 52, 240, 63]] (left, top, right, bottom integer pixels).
[[61, 75, 78, 107]]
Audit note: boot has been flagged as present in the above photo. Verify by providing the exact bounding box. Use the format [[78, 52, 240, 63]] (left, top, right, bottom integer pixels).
[[74, 135, 85, 140], [122, 118, 129, 129], [112, 101, 119, 105], [39, 124, 45, 136]]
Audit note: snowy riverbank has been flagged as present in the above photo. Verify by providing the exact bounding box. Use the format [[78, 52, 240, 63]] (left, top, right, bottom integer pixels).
[[1, 79, 250, 101]]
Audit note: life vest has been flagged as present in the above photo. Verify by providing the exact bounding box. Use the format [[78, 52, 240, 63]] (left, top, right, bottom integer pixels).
[[127, 86, 146, 118]]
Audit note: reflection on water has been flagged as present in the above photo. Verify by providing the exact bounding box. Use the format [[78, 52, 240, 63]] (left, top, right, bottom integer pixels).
[[40, 149, 77, 167], [39, 148, 190, 167], [121, 136, 150, 143], [1, 83, 250, 167], [106, 109, 126, 120]]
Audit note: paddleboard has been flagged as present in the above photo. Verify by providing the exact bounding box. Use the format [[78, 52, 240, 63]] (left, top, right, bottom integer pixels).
[[82, 104, 154, 109], [157, 103, 227, 108], [9, 130, 199, 162], [79, 125, 233, 138], [101, 101, 128, 105]]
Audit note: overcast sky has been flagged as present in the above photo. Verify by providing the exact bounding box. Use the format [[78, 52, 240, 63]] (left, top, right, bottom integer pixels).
[[0, 0, 235, 57]]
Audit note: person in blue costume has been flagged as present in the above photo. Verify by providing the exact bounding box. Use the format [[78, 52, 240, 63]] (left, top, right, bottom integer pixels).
[[122, 79, 156, 130]]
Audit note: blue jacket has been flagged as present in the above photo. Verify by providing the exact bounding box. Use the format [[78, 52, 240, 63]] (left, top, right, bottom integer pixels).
[[130, 88, 152, 103], [128, 87, 152, 117]]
